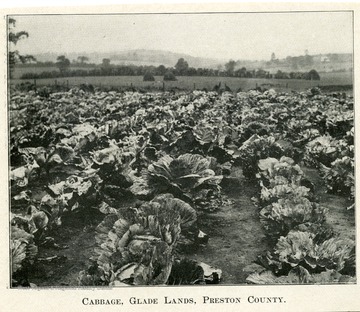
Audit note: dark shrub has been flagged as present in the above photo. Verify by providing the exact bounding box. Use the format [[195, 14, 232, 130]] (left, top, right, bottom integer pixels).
[[143, 71, 155, 81], [163, 71, 177, 81], [307, 69, 321, 80]]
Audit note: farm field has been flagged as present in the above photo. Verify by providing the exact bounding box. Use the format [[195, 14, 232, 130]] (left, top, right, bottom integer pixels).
[[11, 71, 352, 92], [9, 87, 355, 287]]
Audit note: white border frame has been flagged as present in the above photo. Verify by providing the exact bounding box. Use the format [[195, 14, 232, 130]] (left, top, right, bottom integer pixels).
[[1, 2, 359, 311]]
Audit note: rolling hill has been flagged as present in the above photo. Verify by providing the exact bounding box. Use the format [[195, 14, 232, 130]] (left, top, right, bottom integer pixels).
[[32, 49, 225, 69]]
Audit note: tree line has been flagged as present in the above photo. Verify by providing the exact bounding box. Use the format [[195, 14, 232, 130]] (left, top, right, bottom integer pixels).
[[19, 56, 320, 81]]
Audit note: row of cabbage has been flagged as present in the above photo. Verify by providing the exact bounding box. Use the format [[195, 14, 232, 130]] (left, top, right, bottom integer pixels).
[[240, 138, 355, 283], [9, 87, 354, 286], [233, 90, 355, 283]]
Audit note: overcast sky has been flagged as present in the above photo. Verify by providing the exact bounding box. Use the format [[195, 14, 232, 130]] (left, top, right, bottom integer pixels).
[[11, 12, 353, 61]]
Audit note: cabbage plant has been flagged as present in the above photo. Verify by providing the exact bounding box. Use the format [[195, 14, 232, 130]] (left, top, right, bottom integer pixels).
[[130, 153, 223, 205]]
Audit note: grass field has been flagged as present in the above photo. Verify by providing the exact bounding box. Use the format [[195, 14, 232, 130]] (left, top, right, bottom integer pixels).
[[10, 71, 353, 92], [12, 66, 96, 79]]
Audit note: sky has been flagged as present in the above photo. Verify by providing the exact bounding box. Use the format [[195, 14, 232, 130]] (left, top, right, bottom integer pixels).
[[10, 12, 353, 61]]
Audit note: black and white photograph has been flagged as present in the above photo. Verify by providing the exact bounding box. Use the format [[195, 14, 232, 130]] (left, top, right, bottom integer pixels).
[[2, 1, 359, 311]]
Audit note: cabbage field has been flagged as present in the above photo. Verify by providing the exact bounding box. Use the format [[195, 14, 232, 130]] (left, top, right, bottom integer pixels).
[[9, 87, 355, 287]]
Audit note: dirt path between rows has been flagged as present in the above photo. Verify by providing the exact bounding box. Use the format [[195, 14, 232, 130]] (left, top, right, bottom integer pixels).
[[302, 167, 355, 241], [189, 168, 268, 284]]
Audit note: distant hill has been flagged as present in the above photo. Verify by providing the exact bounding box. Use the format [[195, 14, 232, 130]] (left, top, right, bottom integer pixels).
[[235, 53, 352, 73], [33, 49, 225, 69]]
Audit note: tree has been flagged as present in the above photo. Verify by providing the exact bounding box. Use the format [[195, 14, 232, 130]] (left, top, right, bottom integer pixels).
[[225, 60, 236, 76], [255, 69, 267, 78], [77, 56, 89, 64], [275, 70, 285, 79], [187, 67, 197, 76], [101, 58, 111, 75], [234, 67, 247, 78], [56, 55, 71, 74], [156, 65, 166, 76], [175, 58, 189, 75], [8, 18, 36, 78]]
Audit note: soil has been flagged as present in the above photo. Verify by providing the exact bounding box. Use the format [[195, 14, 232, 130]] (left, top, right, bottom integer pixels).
[[186, 167, 268, 284], [24, 166, 355, 287], [302, 167, 355, 241]]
